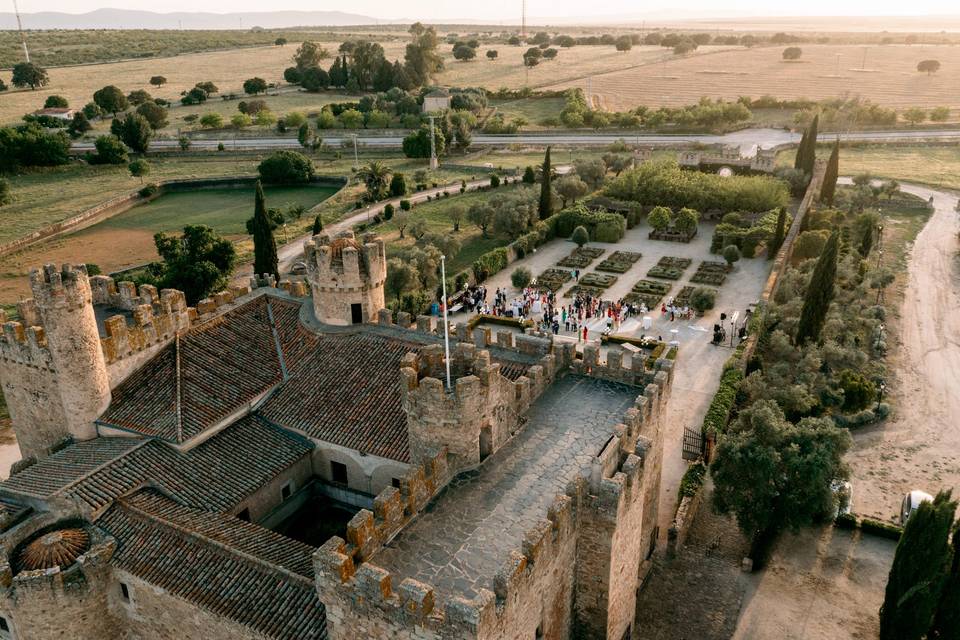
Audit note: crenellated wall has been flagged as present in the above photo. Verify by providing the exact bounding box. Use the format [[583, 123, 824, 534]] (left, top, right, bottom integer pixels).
[[306, 231, 386, 326], [400, 342, 549, 472], [314, 366, 673, 640]]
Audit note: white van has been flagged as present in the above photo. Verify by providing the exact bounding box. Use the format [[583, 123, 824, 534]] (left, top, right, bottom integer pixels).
[[900, 490, 933, 525]]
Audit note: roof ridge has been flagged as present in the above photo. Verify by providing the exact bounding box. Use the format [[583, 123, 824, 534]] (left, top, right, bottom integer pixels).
[[54, 438, 153, 497], [174, 332, 183, 444], [115, 492, 314, 587], [266, 299, 290, 381]]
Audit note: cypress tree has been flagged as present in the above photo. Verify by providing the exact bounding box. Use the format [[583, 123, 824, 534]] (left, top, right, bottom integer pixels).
[[795, 228, 839, 346], [931, 520, 960, 639], [880, 491, 956, 640], [794, 126, 809, 170], [312, 214, 323, 235], [539, 146, 553, 220], [800, 114, 819, 177], [768, 207, 787, 259], [252, 181, 279, 279], [820, 137, 840, 206]]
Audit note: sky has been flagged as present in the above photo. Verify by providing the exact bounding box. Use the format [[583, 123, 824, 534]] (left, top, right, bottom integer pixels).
[[16, 0, 960, 19]]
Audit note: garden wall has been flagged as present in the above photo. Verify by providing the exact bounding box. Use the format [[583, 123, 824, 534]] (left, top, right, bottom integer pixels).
[[0, 175, 347, 260]]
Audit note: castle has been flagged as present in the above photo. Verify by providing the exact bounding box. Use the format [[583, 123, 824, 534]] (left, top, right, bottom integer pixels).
[[0, 230, 672, 640]]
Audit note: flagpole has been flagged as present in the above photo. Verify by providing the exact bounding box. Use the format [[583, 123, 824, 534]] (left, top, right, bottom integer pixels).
[[441, 254, 452, 390]]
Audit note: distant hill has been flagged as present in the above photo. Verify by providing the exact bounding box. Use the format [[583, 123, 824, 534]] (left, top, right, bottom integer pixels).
[[0, 9, 385, 30]]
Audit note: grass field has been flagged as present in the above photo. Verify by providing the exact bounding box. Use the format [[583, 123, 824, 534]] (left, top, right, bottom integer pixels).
[[0, 182, 336, 300], [488, 97, 566, 127], [0, 42, 733, 126], [777, 144, 960, 191], [543, 44, 960, 111]]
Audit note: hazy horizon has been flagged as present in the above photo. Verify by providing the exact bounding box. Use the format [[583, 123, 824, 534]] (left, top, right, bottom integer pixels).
[[10, 1, 960, 21]]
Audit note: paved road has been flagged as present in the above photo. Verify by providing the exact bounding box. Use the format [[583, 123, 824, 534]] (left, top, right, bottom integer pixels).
[[73, 127, 960, 155]]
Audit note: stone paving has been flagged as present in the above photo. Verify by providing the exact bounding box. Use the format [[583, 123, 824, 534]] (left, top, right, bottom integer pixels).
[[373, 374, 639, 599]]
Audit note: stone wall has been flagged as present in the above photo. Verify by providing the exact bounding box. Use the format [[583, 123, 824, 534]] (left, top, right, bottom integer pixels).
[[108, 570, 268, 640], [306, 231, 386, 326], [400, 343, 549, 472], [231, 454, 314, 525], [0, 531, 120, 640], [315, 367, 673, 640], [571, 343, 673, 389]]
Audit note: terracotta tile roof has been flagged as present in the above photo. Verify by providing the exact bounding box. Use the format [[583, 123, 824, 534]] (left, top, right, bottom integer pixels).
[[258, 332, 418, 462], [0, 415, 313, 515], [99, 296, 305, 444], [99, 490, 326, 640]]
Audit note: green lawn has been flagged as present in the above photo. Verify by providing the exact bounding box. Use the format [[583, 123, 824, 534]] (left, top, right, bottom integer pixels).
[[101, 184, 338, 238], [489, 98, 566, 128], [376, 186, 523, 274]]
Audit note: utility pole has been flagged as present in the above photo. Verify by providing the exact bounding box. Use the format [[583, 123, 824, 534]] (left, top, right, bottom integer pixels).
[[428, 116, 438, 170], [350, 134, 359, 171], [12, 0, 30, 62]]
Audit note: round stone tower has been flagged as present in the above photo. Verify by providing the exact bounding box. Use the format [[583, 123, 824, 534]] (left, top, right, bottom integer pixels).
[[30, 264, 111, 443], [305, 231, 386, 326]]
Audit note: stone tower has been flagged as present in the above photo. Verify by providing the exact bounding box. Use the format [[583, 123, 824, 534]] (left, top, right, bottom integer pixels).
[[305, 231, 386, 326], [0, 264, 110, 458]]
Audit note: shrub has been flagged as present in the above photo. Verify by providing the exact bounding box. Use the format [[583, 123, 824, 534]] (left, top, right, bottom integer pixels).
[[472, 247, 509, 282], [834, 512, 859, 530], [571, 225, 590, 247], [722, 244, 742, 267], [258, 150, 315, 184], [490, 174, 501, 188], [703, 366, 744, 435], [678, 462, 707, 499], [551, 205, 626, 242], [138, 183, 160, 198], [511, 267, 532, 289], [606, 159, 789, 213], [383, 203, 395, 220], [400, 199, 412, 211], [689, 287, 716, 312]]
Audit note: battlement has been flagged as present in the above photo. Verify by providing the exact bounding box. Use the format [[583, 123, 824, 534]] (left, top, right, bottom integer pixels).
[[28, 264, 93, 311], [573, 343, 676, 388], [314, 491, 577, 638], [0, 322, 53, 369], [305, 230, 387, 286], [95, 279, 191, 366]]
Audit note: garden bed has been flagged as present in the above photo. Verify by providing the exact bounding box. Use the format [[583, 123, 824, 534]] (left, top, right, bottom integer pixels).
[[579, 272, 618, 289], [624, 279, 672, 308], [565, 284, 606, 298], [535, 268, 573, 292], [690, 261, 729, 286], [595, 251, 643, 273], [649, 229, 697, 243], [557, 246, 605, 269], [646, 256, 692, 281]]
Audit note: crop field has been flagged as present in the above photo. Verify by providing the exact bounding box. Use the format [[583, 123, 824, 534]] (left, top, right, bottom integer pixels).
[[543, 44, 960, 110], [0, 42, 731, 125]]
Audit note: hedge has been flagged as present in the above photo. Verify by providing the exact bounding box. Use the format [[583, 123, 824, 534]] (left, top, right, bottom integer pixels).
[[702, 366, 745, 436], [472, 247, 509, 283], [860, 517, 903, 541], [512, 220, 556, 258], [605, 159, 789, 213], [550, 205, 626, 243], [834, 512, 858, 530], [678, 461, 707, 499], [465, 314, 534, 331], [710, 209, 789, 256]]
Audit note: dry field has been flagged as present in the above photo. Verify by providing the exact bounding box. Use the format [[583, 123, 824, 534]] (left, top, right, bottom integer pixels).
[[543, 44, 960, 110], [0, 42, 735, 124]]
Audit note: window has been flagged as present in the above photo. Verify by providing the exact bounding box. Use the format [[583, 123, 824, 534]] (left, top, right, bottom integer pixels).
[[237, 508, 251, 522], [331, 461, 348, 485], [119, 582, 130, 603], [391, 478, 401, 489], [281, 481, 293, 501]]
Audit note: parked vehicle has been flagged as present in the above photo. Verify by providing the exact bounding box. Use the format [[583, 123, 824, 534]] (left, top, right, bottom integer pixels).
[[900, 490, 933, 525]]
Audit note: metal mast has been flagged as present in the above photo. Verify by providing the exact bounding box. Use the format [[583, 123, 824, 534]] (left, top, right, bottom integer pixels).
[[12, 0, 30, 62], [428, 115, 438, 170], [521, 0, 527, 39]]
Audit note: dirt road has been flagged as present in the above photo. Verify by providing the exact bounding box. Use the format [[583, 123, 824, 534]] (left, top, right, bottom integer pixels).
[[846, 183, 960, 521]]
